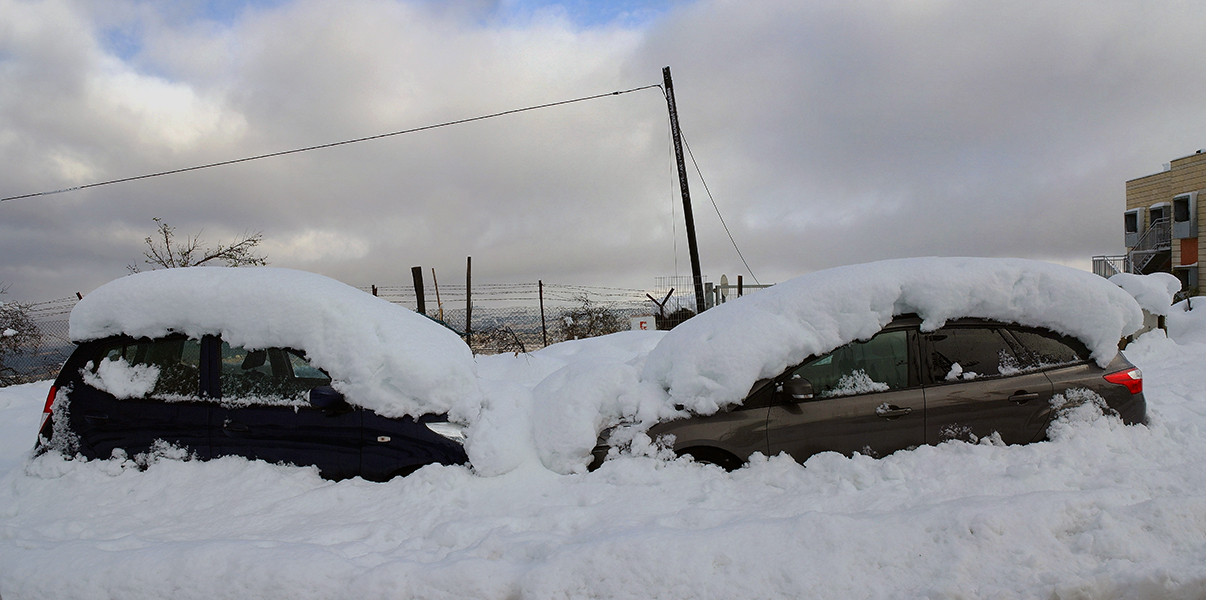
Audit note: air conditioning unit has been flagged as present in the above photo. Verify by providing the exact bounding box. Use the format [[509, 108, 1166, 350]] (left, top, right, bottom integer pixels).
[[1173, 191, 1198, 239]]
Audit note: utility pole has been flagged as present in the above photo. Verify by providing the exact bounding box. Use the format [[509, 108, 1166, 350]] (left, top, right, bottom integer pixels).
[[663, 66, 706, 314]]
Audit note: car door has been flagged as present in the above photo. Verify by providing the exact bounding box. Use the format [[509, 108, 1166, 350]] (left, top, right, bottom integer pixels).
[[361, 412, 470, 481], [1004, 326, 1102, 441], [209, 342, 362, 480], [66, 335, 211, 461], [921, 324, 1054, 445], [765, 328, 926, 460]]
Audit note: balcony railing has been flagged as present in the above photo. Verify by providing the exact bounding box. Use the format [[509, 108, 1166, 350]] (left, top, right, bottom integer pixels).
[[1092, 255, 1130, 278]]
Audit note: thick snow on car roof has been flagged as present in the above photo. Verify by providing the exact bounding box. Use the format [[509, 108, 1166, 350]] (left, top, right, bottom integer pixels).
[[69, 267, 481, 420], [643, 257, 1144, 415]]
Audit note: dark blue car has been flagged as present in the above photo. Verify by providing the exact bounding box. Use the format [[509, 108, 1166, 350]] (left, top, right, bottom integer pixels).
[[36, 333, 468, 481]]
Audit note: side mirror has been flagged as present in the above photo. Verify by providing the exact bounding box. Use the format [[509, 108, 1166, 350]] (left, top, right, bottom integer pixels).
[[778, 377, 814, 400], [309, 385, 349, 410]]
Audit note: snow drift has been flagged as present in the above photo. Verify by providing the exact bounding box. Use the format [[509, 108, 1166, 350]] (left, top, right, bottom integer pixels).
[[1110, 271, 1182, 316]]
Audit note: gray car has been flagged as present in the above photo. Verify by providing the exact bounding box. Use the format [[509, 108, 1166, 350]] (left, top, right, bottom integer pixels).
[[591, 316, 1146, 470]]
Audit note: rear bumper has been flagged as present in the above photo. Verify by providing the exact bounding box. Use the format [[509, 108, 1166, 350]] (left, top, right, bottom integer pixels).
[[1115, 392, 1148, 426]]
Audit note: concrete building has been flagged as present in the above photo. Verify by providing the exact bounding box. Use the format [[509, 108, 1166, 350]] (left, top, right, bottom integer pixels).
[[1095, 150, 1205, 295]]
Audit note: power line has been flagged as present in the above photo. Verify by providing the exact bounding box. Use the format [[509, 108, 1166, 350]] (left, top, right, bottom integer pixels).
[[682, 135, 760, 285], [654, 83, 758, 286], [1, 84, 662, 203]]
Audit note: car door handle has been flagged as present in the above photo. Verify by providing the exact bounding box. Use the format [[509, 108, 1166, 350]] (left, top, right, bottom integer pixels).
[[84, 412, 109, 424], [1009, 392, 1040, 405], [875, 404, 913, 419], [222, 420, 250, 436]]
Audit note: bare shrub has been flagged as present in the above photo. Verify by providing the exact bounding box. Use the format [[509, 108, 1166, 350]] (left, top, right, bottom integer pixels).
[[557, 295, 624, 341]]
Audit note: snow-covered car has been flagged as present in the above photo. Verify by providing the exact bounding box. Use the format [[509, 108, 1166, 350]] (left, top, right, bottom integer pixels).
[[587, 258, 1149, 471], [35, 267, 483, 481]]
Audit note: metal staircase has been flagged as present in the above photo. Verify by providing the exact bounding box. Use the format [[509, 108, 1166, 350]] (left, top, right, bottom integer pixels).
[[1128, 217, 1171, 274], [1092, 217, 1172, 278]]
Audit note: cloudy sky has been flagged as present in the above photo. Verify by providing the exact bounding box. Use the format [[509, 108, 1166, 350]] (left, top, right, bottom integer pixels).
[[3, 0, 1206, 302]]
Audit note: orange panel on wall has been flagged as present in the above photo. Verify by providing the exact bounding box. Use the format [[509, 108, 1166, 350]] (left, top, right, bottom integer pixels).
[[1182, 238, 1199, 265]]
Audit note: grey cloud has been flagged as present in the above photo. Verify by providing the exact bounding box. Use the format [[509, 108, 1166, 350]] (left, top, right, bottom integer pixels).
[[3, 0, 1206, 302]]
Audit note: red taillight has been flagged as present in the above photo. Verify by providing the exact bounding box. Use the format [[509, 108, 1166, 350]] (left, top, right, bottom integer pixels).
[[1104, 368, 1143, 395], [39, 385, 57, 431]]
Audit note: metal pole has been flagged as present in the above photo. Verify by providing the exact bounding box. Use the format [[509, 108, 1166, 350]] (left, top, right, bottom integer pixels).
[[663, 66, 706, 314], [539, 280, 548, 347], [465, 256, 473, 347], [431, 268, 443, 321]]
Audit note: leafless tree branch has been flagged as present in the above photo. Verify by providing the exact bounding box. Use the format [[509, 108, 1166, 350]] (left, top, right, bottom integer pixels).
[[130, 217, 267, 272]]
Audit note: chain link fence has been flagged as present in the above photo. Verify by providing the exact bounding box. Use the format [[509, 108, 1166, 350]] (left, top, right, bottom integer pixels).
[[0, 282, 672, 385], [1, 296, 75, 386], [2, 277, 770, 385], [359, 282, 656, 355]]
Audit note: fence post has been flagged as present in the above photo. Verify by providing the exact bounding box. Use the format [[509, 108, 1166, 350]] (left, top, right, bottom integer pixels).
[[411, 266, 426, 315], [465, 257, 473, 347], [539, 280, 548, 347], [738, 275, 743, 298]]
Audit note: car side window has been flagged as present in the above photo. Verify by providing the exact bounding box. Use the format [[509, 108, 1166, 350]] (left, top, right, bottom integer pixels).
[[1007, 328, 1089, 369], [87, 337, 203, 400], [218, 342, 332, 407], [787, 330, 909, 398], [926, 327, 1020, 382]]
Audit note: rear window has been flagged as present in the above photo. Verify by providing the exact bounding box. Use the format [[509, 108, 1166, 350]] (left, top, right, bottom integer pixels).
[[85, 337, 202, 400], [926, 327, 1019, 382], [1007, 328, 1090, 368]]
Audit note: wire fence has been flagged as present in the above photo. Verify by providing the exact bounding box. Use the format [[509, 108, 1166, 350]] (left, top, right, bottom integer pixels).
[[359, 282, 657, 355], [2, 296, 75, 386], [1, 278, 771, 386]]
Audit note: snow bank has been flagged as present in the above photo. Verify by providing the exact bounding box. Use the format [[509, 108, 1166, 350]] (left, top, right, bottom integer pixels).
[[1110, 271, 1181, 316], [69, 267, 481, 420], [4, 357, 1206, 600], [1168, 296, 1206, 344], [3, 278, 1204, 599], [644, 257, 1143, 415], [471, 331, 666, 475]]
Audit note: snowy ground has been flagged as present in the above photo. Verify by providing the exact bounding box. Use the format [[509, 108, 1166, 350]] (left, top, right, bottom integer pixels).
[[2, 282, 1206, 598], [1, 328, 1204, 599]]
